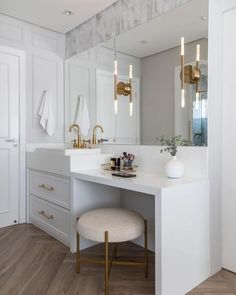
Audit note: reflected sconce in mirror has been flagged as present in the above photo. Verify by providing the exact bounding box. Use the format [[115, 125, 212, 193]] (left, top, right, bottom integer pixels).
[[114, 59, 118, 115], [180, 39, 205, 109], [113, 38, 133, 116], [116, 65, 133, 116]]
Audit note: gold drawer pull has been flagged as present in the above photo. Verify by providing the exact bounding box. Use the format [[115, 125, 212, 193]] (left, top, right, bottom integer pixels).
[[38, 210, 54, 220], [38, 184, 54, 192]]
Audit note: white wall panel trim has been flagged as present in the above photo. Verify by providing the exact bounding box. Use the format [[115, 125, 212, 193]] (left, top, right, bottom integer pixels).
[[0, 21, 23, 43]]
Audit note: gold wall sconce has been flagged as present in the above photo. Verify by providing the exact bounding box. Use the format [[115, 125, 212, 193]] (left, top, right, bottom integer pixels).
[[113, 41, 133, 116], [180, 39, 205, 109], [117, 81, 131, 96], [116, 67, 133, 116]]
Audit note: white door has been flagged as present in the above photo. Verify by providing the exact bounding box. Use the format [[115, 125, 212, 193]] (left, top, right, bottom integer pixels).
[[0, 48, 20, 228]]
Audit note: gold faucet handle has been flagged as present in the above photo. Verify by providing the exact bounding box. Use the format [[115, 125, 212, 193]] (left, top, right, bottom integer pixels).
[[83, 139, 91, 144], [71, 139, 77, 148], [98, 138, 109, 144], [82, 139, 91, 148]]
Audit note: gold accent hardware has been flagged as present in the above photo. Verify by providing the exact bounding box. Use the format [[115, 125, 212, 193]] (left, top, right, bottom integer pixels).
[[98, 138, 107, 144], [71, 139, 77, 148], [113, 37, 133, 116], [180, 39, 206, 108], [38, 210, 54, 220], [92, 125, 104, 144], [117, 81, 131, 96], [180, 65, 201, 84], [38, 184, 54, 192], [105, 231, 109, 295], [115, 77, 133, 116], [69, 124, 83, 148], [76, 219, 148, 295], [82, 139, 91, 148]]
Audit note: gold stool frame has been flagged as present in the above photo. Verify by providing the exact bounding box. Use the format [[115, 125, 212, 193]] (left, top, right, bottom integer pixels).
[[76, 220, 148, 295]]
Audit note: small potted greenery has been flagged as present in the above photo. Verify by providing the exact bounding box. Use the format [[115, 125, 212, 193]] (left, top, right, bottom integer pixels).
[[157, 135, 189, 178]]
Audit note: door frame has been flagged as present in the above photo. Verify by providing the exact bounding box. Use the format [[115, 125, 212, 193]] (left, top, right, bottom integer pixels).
[[0, 45, 26, 224]]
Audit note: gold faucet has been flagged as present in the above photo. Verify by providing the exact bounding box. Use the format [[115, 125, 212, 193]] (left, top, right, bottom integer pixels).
[[92, 125, 104, 144], [69, 124, 82, 148]]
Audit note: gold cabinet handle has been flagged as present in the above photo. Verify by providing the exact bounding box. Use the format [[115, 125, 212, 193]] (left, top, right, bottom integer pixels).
[[38, 184, 54, 192], [38, 210, 54, 220]]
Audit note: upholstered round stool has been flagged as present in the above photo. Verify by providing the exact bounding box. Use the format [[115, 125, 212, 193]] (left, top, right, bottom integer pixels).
[[76, 208, 148, 295]]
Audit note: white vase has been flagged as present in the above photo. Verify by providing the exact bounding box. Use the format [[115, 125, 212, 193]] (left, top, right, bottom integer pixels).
[[165, 156, 184, 179]]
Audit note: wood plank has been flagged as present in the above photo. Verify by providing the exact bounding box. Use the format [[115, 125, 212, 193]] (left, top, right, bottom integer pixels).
[[0, 224, 236, 295]]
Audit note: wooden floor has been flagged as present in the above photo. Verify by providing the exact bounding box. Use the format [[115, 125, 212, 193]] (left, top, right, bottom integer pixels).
[[0, 225, 235, 295]]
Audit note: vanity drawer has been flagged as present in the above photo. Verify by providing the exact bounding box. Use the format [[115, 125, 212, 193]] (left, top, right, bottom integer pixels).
[[30, 195, 70, 246], [29, 170, 70, 209]]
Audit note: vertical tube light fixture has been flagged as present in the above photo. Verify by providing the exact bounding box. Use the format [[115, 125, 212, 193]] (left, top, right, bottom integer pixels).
[[114, 37, 118, 115], [181, 37, 185, 108], [129, 65, 133, 116], [195, 44, 200, 110], [114, 37, 133, 116]]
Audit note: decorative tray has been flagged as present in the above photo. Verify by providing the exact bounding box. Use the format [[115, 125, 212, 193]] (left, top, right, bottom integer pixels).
[[101, 163, 138, 173]]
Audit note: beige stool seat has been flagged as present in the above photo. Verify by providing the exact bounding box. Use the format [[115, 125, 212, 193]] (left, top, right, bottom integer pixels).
[[76, 207, 148, 295], [77, 208, 144, 243]]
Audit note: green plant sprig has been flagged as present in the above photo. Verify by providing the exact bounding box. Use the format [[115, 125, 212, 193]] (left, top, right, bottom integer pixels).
[[157, 135, 189, 157]]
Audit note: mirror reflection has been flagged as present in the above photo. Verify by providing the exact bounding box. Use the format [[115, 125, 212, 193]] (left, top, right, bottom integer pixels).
[[65, 0, 208, 146]]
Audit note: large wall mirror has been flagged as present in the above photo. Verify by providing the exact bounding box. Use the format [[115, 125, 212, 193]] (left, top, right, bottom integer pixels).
[[65, 0, 208, 146]]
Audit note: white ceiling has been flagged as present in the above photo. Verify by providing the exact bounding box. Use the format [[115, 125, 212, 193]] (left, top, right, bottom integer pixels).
[[103, 0, 208, 58], [0, 0, 118, 33]]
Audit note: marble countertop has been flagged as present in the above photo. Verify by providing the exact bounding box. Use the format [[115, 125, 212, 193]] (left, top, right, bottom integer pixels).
[[72, 169, 207, 195]]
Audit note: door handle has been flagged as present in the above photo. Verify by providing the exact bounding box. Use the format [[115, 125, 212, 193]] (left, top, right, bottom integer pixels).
[[5, 139, 18, 147], [5, 139, 15, 142]]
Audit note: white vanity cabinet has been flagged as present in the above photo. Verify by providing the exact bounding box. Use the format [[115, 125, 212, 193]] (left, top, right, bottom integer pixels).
[[27, 146, 111, 247], [29, 170, 71, 246]]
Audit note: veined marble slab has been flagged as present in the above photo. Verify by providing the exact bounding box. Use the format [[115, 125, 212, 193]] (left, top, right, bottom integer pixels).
[[66, 0, 191, 58]]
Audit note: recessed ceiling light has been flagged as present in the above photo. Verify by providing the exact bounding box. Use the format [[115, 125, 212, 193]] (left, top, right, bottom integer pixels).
[[140, 40, 149, 44], [200, 16, 207, 21], [63, 9, 74, 16]]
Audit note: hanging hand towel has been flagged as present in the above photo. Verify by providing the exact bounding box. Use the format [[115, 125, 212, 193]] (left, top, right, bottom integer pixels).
[[38, 90, 55, 136], [74, 95, 90, 136]]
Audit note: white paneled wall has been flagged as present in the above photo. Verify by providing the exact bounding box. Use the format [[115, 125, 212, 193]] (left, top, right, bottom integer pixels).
[[0, 14, 65, 143]]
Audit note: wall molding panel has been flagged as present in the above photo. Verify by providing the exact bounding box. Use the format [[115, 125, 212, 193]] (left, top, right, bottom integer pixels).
[[32, 32, 58, 53], [0, 21, 23, 43], [31, 54, 59, 129], [0, 13, 65, 143], [65, 0, 191, 58]]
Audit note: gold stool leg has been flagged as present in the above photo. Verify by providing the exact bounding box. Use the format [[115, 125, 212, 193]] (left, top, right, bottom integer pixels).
[[77, 231, 80, 273], [105, 231, 109, 295], [144, 220, 148, 278]]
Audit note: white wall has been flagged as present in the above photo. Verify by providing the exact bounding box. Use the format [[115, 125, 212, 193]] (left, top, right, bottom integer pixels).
[[0, 14, 65, 143], [207, 0, 223, 274], [141, 39, 208, 145], [221, 0, 236, 273], [101, 144, 208, 178]]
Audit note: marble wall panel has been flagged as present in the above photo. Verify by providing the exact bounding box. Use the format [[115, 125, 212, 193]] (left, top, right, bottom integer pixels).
[[66, 0, 191, 58]]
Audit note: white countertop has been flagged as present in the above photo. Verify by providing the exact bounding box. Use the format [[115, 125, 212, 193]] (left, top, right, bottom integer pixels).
[[72, 169, 207, 195]]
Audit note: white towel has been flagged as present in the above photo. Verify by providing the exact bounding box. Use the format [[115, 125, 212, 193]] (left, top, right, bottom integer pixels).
[[38, 90, 55, 136], [74, 95, 90, 136]]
